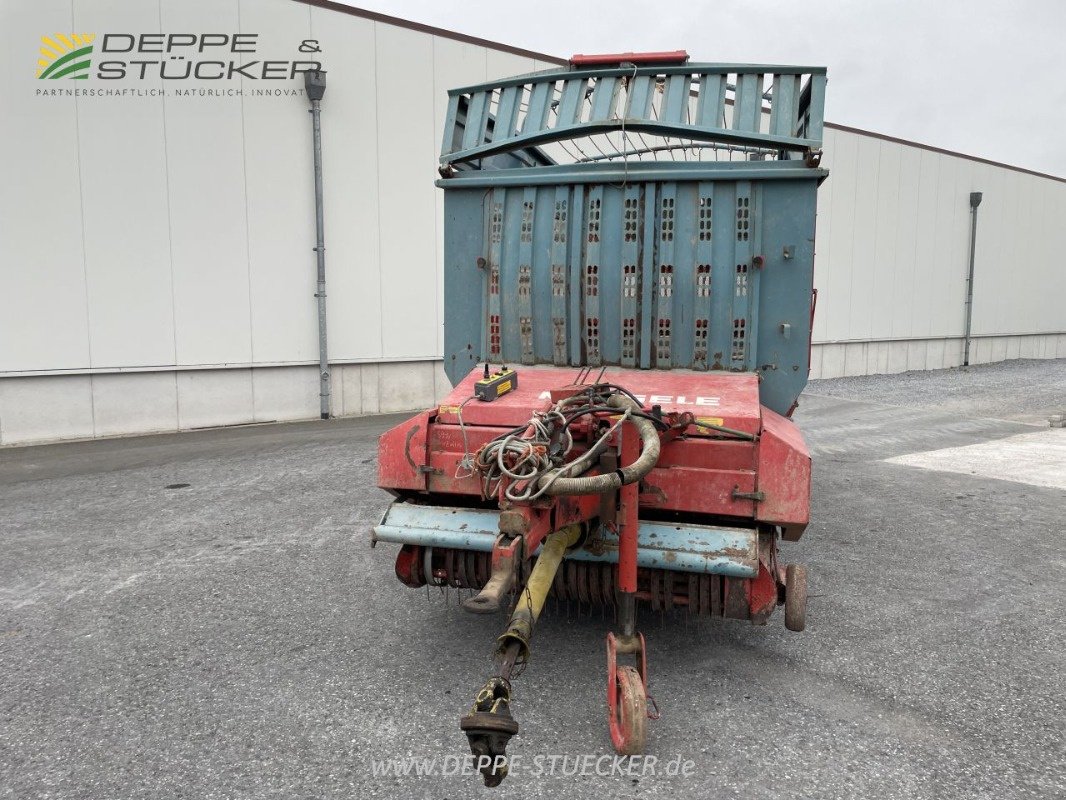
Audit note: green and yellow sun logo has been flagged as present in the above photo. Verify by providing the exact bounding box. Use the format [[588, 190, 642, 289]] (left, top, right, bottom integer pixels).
[[37, 34, 95, 80]]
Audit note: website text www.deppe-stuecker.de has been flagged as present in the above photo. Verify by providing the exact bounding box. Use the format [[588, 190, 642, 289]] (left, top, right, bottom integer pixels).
[[371, 753, 698, 779]]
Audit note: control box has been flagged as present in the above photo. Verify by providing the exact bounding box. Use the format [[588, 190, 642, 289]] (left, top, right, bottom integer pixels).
[[475, 367, 517, 402]]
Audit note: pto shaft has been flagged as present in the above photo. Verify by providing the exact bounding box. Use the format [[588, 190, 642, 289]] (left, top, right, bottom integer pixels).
[[496, 523, 582, 666], [460, 523, 582, 787]]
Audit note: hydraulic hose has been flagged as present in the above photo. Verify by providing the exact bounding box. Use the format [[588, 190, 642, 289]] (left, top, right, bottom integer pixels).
[[539, 394, 660, 496]]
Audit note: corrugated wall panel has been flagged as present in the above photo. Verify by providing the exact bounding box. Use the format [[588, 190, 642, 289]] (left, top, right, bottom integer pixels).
[[310, 6, 383, 361], [74, 0, 175, 369], [813, 134, 1066, 347], [239, 0, 316, 365], [375, 24, 437, 359], [889, 144, 922, 340], [822, 129, 857, 341], [929, 152, 960, 338], [161, 0, 253, 367], [0, 0, 90, 373], [848, 135, 881, 341], [870, 140, 901, 340]]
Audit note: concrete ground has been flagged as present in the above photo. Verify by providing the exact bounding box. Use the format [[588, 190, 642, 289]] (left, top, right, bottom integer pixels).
[[2, 359, 1064, 800]]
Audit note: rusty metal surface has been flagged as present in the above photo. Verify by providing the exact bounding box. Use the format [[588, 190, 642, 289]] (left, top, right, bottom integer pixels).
[[756, 405, 812, 538]]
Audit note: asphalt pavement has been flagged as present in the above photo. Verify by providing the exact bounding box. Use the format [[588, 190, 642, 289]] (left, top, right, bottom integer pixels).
[[2, 359, 1064, 799]]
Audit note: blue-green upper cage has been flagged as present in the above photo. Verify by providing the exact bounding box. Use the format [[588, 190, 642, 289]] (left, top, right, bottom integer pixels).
[[437, 60, 828, 416]]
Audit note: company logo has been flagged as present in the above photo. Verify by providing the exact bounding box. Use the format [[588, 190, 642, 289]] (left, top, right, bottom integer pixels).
[[35, 33, 320, 81], [34, 32, 322, 99], [37, 33, 95, 80]]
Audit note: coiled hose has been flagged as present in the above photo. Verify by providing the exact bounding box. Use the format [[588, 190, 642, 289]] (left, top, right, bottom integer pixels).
[[538, 394, 660, 496]]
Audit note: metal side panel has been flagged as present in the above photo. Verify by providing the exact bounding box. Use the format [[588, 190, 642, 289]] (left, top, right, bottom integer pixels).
[[372, 503, 760, 579], [442, 178, 820, 416]]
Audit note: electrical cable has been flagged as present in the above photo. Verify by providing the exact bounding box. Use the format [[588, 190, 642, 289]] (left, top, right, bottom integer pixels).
[[454, 394, 480, 478]]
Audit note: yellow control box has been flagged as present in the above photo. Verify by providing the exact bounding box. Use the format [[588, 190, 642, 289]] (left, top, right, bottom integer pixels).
[[475, 367, 518, 402]]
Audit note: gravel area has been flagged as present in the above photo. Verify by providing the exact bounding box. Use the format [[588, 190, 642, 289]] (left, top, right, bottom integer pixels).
[[807, 358, 1066, 423]]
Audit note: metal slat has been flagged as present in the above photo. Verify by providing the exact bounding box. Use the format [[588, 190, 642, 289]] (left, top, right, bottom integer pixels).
[[521, 80, 553, 134], [567, 184, 585, 365], [461, 90, 489, 151], [549, 186, 570, 365], [696, 73, 725, 128], [499, 191, 525, 361], [589, 75, 618, 121], [654, 184, 678, 367], [730, 181, 753, 370], [596, 188, 623, 366], [557, 78, 587, 126], [787, 74, 803, 136], [747, 184, 762, 372], [733, 73, 761, 132], [661, 74, 690, 124], [517, 187, 537, 363], [693, 181, 714, 369], [806, 73, 827, 141], [442, 93, 461, 155], [485, 188, 505, 361], [625, 74, 654, 119], [769, 74, 799, 138], [619, 184, 642, 368], [638, 186, 657, 369], [768, 74, 783, 137], [670, 185, 698, 368], [494, 85, 522, 141], [582, 185, 604, 366], [708, 181, 734, 370]]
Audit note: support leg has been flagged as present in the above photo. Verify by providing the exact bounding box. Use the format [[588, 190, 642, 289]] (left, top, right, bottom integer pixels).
[[462, 533, 519, 614], [606, 422, 651, 755]]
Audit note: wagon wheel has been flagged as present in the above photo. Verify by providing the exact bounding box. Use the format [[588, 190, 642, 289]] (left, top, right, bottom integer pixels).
[[784, 563, 808, 632], [610, 666, 647, 755]]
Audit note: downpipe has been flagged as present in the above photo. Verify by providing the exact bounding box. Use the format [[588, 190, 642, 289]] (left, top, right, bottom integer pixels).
[[306, 69, 331, 419], [963, 191, 982, 367]]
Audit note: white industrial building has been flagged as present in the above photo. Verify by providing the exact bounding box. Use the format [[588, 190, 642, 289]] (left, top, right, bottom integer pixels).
[[2, 0, 1064, 446]]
